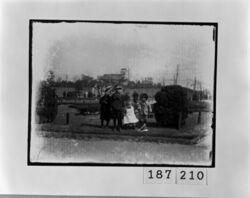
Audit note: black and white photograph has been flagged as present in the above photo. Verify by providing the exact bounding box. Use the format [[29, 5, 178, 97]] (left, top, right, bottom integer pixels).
[[29, 20, 216, 166], [2, 0, 250, 197]]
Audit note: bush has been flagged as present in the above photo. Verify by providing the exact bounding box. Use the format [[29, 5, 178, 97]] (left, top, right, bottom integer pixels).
[[36, 70, 58, 123], [36, 82, 58, 123], [66, 91, 78, 99], [154, 85, 189, 128]]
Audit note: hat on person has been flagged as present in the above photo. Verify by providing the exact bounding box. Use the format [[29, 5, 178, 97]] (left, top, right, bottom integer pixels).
[[140, 93, 148, 99], [114, 85, 122, 91], [104, 85, 113, 93]]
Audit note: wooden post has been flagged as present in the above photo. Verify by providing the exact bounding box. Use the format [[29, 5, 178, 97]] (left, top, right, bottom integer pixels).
[[66, 112, 69, 125], [177, 112, 182, 130], [198, 111, 201, 124]]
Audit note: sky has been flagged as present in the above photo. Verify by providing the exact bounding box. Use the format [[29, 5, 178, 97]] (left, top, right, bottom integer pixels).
[[32, 22, 216, 91]]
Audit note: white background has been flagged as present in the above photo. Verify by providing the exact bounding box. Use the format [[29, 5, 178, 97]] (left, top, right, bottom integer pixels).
[[0, 0, 249, 197]]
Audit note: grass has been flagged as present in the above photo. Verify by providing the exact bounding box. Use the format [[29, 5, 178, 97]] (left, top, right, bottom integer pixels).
[[36, 103, 212, 144]]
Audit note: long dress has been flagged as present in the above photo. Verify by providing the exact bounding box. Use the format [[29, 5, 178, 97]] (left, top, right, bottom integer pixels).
[[99, 95, 111, 120], [123, 106, 138, 124]]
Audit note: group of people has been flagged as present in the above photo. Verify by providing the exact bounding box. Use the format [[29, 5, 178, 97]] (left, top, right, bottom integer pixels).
[[99, 85, 149, 132]]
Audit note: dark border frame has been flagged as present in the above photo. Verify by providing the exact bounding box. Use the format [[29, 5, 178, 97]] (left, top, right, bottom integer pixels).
[[28, 19, 218, 167]]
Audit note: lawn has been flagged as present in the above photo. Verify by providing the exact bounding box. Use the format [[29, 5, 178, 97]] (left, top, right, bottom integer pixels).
[[36, 103, 213, 145]]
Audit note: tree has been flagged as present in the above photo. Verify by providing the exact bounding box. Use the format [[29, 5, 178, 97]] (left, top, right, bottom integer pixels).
[[56, 77, 62, 83], [88, 90, 93, 98], [75, 80, 82, 95], [63, 91, 67, 98], [36, 70, 58, 123], [47, 70, 55, 86]]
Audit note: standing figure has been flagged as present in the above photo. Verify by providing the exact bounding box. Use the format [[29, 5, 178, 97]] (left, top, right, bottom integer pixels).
[[137, 93, 149, 132], [110, 86, 124, 132], [132, 92, 141, 120], [99, 86, 112, 128], [123, 100, 138, 129]]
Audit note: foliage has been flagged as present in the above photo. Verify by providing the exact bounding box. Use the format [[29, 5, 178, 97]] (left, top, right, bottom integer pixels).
[[66, 91, 78, 98], [36, 70, 58, 123], [53, 74, 162, 89], [154, 85, 189, 128]]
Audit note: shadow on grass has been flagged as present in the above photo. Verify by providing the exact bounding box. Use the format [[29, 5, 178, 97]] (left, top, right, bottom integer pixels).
[[145, 122, 179, 129], [79, 121, 179, 130], [79, 122, 115, 130], [80, 123, 102, 128]]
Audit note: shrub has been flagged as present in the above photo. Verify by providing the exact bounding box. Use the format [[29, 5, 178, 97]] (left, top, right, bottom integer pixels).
[[36, 70, 58, 123], [36, 82, 58, 123], [154, 85, 189, 128]]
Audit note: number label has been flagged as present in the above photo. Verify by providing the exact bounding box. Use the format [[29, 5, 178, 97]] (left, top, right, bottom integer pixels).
[[144, 168, 207, 185], [177, 168, 207, 185], [144, 168, 175, 184]]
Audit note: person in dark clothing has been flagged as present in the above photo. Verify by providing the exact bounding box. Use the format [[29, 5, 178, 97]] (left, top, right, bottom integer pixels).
[[137, 93, 149, 132], [132, 91, 140, 120], [110, 86, 124, 132], [99, 86, 112, 128]]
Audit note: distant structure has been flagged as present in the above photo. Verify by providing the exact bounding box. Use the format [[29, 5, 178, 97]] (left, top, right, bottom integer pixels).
[[81, 74, 93, 81], [173, 64, 180, 85], [98, 68, 129, 84], [120, 68, 129, 79], [141, 77, 153, 85]]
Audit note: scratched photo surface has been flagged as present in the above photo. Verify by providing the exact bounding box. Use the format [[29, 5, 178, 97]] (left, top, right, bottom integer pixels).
[[29, 21, 216, 166]]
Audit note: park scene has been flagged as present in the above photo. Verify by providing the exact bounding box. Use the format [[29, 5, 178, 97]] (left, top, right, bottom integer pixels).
[[30, 21, 216, 165]]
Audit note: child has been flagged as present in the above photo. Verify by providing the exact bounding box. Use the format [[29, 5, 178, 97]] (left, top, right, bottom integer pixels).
[[132, 92, 140, 120], [137, 93, 149, 132], [123, 100, 138, 129], [99, 86, 112, 128], [110, 86, 124, 132]]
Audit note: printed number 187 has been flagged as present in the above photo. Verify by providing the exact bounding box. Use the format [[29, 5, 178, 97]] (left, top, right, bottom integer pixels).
[[148, 169, 172, 179], [143, 168, 176, 184]]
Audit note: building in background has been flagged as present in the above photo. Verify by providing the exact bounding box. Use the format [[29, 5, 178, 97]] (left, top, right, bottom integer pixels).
[[98, 68, 129, 84], [141, 77, 153, 85]]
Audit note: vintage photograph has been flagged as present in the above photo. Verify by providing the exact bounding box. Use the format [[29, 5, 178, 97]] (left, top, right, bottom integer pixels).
[[29, 20, 216, 166]]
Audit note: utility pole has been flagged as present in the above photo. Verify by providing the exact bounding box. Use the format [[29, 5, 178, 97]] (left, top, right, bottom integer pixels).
[[199, 80, 202, 101], [175, 64, 179, 85], [193, 77, 197, 91], [173, 64, 180, 85]]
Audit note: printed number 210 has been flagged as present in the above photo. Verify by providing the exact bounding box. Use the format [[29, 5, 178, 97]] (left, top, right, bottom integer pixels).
[[180, 170, 204, 180]]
